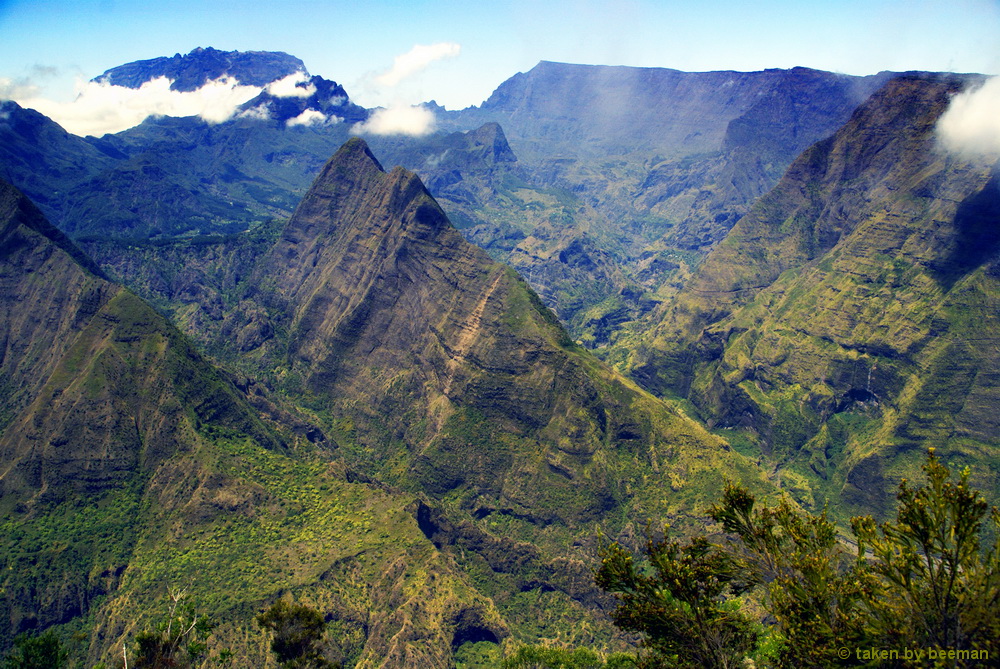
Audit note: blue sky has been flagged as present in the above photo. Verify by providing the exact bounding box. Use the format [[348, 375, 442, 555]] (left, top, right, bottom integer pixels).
[[1, 0, 998, 127]]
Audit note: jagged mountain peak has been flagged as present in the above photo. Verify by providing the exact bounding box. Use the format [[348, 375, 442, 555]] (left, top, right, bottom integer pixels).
[[297, 136, 386, 196], [275, 137, 451, 278], [335, 135, 383, 165]]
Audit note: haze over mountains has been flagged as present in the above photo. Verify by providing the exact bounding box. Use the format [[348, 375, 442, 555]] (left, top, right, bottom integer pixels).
[[1, 47, 999, 667]]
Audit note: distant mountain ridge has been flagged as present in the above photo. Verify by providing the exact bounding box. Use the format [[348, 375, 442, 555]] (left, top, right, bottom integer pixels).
[[2, 52, 902, 333], [433, 62, 901, 340], [461, 61, 892, 159], [8, 50, 984, 355], [94, 46, 307, 90]]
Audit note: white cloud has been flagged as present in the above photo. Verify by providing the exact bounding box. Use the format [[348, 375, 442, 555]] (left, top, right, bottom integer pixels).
[[12, 75, 264, 136], [0, 76, 41, 100], [375, 43, 461, 88], [265, 71, 316, 98], [0, 65, 60, 102], [937, 76, 1000, 158], [237, 103, 272, 121], [286, 109, 340, 127], [351, 104, 435, 137]]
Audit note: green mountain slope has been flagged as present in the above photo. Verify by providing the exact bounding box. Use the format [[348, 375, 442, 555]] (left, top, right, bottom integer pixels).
[[615, 73, 1000, 519], [0, 177, 275, 648], [0, 180, 508, 667]]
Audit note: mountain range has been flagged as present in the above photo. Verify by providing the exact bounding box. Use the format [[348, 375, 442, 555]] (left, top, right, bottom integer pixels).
[[1, 47, 998, 667]]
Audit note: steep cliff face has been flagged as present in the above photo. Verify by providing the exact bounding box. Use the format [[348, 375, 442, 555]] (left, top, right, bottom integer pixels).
[[622, 73, 1000, 517], [640, 66, 894, 251], [0, 180, 112, 433]]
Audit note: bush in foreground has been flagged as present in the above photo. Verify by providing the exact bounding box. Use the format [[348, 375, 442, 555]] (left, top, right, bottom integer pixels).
[[597, 450, 1000, 667]]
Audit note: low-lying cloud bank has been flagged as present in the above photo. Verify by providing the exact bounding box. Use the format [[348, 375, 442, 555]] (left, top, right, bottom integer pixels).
[[2, 44, 462, 138], [11, 76, 261, 136], [287, 108, 342, 127], [937, 76, 1000, 158], [351, 105, 435, 137], [264, 71, 316, 98], [3, 70, 324, 136], [349, 42, 462, 137]]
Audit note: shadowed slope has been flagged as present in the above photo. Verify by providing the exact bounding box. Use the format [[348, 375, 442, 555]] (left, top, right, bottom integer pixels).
[[0, 179, 279, 500]]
